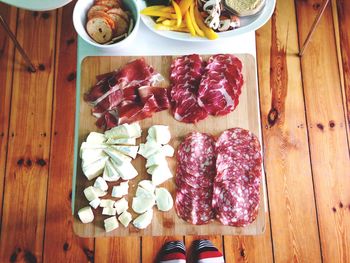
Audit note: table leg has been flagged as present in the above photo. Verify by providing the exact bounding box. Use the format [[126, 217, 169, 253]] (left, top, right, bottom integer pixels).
[[299, 0, 330, 57], [0, 14, 36, 72]]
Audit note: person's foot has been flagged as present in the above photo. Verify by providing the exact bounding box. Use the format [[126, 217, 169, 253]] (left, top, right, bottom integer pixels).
[[158, 240, 186, 263], [193, 239, 225, 263]]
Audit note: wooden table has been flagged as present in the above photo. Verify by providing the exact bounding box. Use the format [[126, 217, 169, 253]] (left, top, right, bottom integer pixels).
[[0, 0, 349, 262]]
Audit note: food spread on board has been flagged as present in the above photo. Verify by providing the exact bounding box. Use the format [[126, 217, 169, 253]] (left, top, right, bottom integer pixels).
[[77, 55, 263, 233], [78, 123, 175, 232], [141, 0, 265, 40], [85, 0, 134, 44], [175, 129, 262, 226], [84, 54, 243, 129]]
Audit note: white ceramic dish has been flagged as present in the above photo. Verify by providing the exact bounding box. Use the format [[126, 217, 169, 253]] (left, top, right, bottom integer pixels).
[[139, 0, 276, 42], [1, 0, 72, 11], [73, 0, 140, 49]]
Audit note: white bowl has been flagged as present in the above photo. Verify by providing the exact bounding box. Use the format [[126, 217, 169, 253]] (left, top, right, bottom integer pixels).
[[73, 0, 140, 49]]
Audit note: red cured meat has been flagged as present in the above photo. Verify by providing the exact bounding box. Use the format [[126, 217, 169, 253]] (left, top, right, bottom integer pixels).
[[175, 132, 215, 225], [170, 55, 208, 123], [213, 128, 262, 226], [212, 181, 260, 227], [84, 58, 170, 130], [175, 128, 262, 227], [198, 54, 244, 116]]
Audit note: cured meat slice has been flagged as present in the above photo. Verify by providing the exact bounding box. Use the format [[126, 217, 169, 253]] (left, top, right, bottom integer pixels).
[[197, 54, 244, 116], [212, 181, 260, 227], [213, 127, 262, 226], [176, 132, 216, 176], [175, 132, 215, 225], [170, 55, 208, 123], [84, 58, 170, 130]]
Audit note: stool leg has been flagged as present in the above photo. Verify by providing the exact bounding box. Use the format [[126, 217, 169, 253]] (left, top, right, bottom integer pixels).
[[0, 14, 36, 72], [299, 0, 330, 57]]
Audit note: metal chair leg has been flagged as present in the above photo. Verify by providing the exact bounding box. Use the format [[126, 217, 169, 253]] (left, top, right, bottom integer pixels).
[[299, 0, 330, 57], [0, 14, 36, 72]]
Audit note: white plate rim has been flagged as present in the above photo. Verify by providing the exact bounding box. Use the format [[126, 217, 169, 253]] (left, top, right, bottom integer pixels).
[[139, 0, 276, 42], [1, 0, 73, 11]]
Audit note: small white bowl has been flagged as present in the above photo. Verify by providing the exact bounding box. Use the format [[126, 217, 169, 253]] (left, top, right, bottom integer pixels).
[[73, 0, 140, 49]]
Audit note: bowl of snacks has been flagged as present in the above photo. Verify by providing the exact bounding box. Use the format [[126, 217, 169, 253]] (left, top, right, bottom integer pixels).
[[140, 0, 275, 41], [73, 0, 139, 48]]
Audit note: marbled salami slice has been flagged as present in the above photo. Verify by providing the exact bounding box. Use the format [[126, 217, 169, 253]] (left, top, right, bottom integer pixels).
[[176, 132, 216, 176], [213, 127, 262, 226], [212, 181, 260, 227]]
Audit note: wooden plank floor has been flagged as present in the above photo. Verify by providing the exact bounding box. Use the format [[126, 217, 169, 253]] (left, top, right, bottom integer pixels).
[[0, 0, 349, 262]]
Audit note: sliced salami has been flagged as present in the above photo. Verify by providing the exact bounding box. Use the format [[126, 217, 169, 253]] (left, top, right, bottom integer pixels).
[[213, 127, 262, 226], [175, 132, 216, 225]]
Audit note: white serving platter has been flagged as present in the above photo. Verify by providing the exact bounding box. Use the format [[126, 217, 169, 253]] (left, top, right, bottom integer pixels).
[[139, 0, 276, 42], [1, 0, 72, 11]]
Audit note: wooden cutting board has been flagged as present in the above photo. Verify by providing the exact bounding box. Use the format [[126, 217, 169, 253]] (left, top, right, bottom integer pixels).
[[73, 54, 266, 237]]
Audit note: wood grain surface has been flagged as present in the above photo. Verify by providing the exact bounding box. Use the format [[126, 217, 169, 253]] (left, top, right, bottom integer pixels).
[[0, 0, 349, 262], [74, 54, 266, 237], [296, 0, 350, 262]]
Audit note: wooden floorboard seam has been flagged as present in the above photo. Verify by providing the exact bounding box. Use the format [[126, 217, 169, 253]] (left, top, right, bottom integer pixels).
[[293, 3, 325, 261], [40, 8, 62, 263], [0, 6, 18, 240]]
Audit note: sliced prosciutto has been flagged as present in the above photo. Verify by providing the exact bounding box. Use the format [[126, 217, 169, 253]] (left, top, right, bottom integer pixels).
[[84, 58, 170, 130], [170, 54, 208, 123], [197, 54, 244, 116]]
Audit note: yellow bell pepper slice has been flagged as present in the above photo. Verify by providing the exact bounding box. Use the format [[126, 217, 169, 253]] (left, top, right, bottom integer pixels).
[[162, 19, 177, 26], [141, 9, 177, 19], [189, 2, 204, 37], [155, 24, 190, 32], [156, 17, 167, 23], [185, 11, 196, 36], [179, 0, 193, 16], [171, 0, 182, 27], [193, 5, 218, 40]]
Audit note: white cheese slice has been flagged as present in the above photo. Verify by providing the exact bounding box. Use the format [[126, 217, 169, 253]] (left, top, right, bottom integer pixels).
[[100, 199, 115, 208], [146, 153, 167, 168], [132, 196, 155, 214], [89, 198, 101, 209], [111, 181, 129, 198], [106, 137, 136, 145], [118, 211, 132, 227], [104, 148, 132, 165], [83, 186, 99, 202], [138, 180, 156, 193], [113, 160, 138, 180], [136, 186, 155, 199], [78, 206, 94, 223], [147, 125, 171, 145], [82, 156, 108, 180], [93, 187, 107, 197], [81, 148, 107, 165], [105, 123, 141, 139], [102, 207, 118, 216], [103, 159, 121, 182], [152, 165, 173, 186], [114, 197, 129, 215], [161, 144, 175, 157], [155, 188, 174, 211], [112, 145, 139, 159], [93, 177, 108, 192], [138, 140, 161, 159], [104, 216, 119, 232], [86, 132, 106, 144], [133, 209, 153, 229]]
